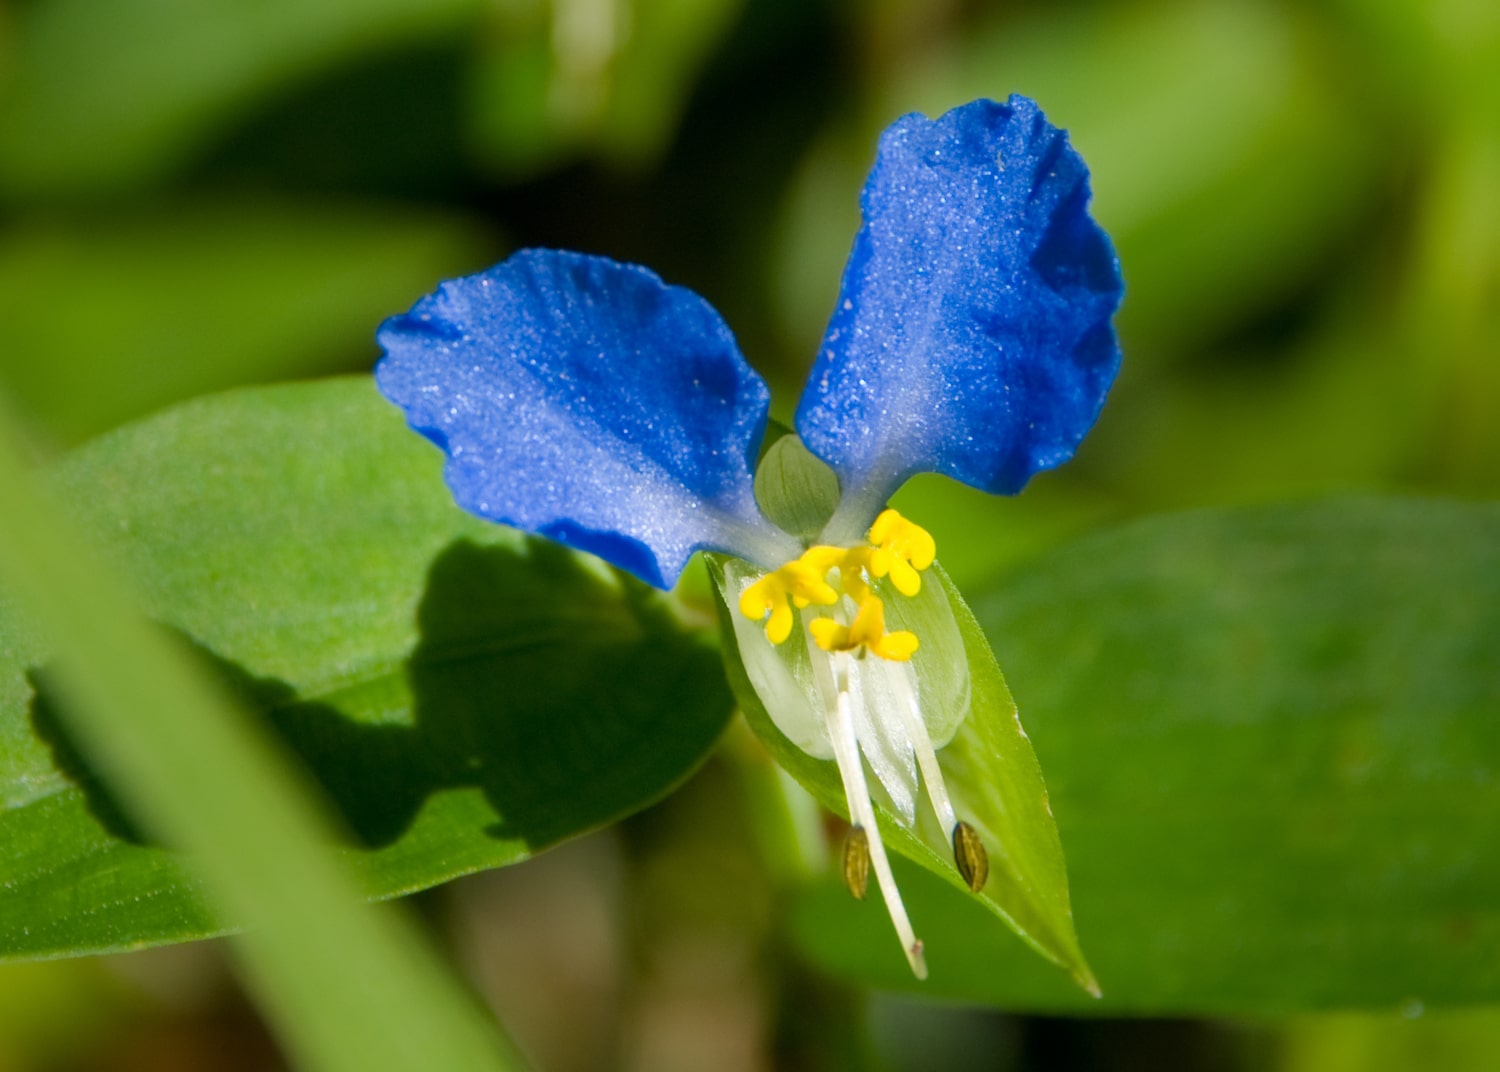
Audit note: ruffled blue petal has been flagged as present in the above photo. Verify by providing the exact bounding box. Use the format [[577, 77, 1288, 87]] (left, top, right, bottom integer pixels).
[[796, 96, 1124, 537], [376, 249, 799, 589]]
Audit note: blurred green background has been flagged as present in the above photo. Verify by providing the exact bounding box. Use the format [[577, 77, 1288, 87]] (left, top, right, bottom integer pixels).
[[0, 0, 1496, 1068]]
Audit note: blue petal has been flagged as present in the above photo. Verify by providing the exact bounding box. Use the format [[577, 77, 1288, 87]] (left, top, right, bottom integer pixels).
[[376, 249, 799, 589], [795, 96, 1124, 536]]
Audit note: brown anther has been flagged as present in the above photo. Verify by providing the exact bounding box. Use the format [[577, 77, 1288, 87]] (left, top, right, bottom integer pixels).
[[842, 825, 871, 900], [952, 821, 989, 892]]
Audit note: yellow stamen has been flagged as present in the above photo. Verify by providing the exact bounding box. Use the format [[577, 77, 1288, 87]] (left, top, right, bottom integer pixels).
[[835, 545, 877, 604], [738, 545, 844, 643], [739, 511, 935, 656], [867, 509, 936, 597], [808, 596, 919, 662]]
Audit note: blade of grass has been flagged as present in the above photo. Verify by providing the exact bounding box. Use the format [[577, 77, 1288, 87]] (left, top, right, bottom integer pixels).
[[0, 402, 526, 1071]]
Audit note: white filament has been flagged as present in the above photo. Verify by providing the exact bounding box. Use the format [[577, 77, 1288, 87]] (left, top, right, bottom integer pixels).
[[881, 656, 958, 834], [821, 652, 927, 980]]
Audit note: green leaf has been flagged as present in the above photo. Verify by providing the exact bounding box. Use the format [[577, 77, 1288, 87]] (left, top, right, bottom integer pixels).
[[713, 437, 1094, 992], [0, 392, 524, 1071], [792, 498, 1500, 1013], [0, 376, 733, 958], [0, 203, 495, 448]]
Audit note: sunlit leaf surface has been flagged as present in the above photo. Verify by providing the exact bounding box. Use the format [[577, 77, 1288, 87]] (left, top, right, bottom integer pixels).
[[0, 377, 733, 958]]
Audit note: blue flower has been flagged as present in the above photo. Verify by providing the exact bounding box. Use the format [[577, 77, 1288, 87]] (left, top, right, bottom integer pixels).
[[376, 95, 1122, 977]]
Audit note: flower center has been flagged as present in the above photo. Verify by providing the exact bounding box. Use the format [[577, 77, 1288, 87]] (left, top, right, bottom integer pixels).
[[731, 507, 989, 980], [736, 508, 933, 658]]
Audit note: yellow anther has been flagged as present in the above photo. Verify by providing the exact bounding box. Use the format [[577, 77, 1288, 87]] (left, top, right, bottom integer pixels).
[[835, 545, 877, 604], [790, 546, 847, 604], [740, 513, 935, 656], [808, 596, 919, 662], [739, 545, 845, 644], [867, 509, 936, 597]]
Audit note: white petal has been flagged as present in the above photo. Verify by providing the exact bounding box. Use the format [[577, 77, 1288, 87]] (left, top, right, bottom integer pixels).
[[848, 655, 919, 825], [881, 568, 971, 748], [722, 558, 833, 758]]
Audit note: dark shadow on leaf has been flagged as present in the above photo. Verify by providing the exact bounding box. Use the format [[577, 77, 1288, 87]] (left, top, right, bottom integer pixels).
[[259, 685, 430, 849], [28, 536, 733, 858], [408, 538, 732, 848], [28, 666, 149, 845], [28, 636, 427, 848]]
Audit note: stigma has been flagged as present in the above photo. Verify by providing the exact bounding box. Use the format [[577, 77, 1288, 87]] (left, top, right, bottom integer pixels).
[[734, 509, 989, 979]]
